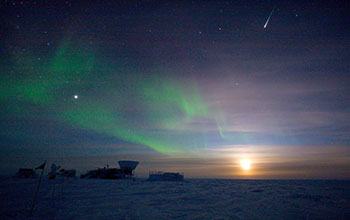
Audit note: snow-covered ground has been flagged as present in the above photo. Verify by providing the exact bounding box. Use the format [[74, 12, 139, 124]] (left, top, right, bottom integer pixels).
[[1, 176, 349, 219]]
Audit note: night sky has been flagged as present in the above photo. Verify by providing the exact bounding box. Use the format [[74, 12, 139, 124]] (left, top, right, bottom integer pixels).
[[1, 0, 349, 178]]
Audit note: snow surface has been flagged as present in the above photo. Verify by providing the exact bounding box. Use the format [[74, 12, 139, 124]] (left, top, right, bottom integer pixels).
[[1, 176, 350, 219]]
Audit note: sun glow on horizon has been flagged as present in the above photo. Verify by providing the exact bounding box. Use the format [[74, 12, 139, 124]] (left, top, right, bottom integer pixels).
[[241, 159, 251, 171]]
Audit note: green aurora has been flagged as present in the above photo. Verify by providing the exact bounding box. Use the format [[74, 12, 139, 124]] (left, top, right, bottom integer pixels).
[[2, 38, 216, 154]]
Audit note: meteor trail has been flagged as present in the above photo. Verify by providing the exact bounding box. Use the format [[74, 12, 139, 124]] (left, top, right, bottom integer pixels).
[[264, 5, 276, 28]]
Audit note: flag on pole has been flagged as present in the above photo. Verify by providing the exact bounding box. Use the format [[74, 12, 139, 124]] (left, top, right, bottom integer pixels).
[[29, 160, 47, 217], [35, 161, 46, 170]]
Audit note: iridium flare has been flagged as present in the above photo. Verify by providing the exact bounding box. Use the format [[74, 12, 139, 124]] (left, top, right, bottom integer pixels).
[[264, 5, 276, 28]]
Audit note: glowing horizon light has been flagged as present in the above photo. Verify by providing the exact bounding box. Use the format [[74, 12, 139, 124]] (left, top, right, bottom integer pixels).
[[241, 159, 251, 171]]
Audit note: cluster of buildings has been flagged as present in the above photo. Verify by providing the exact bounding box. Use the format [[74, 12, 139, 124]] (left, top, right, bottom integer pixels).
[[15, 160, 184, 181]]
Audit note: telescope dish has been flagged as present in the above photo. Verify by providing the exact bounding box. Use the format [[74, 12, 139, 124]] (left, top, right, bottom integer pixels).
[[118, 161, 139, 170]]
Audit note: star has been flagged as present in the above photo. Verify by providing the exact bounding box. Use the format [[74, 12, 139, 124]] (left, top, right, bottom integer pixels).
[[74, 95, 78, 99]]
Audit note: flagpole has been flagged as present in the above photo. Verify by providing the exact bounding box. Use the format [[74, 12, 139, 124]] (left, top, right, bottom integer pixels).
[[29, 160, 46, 217]]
